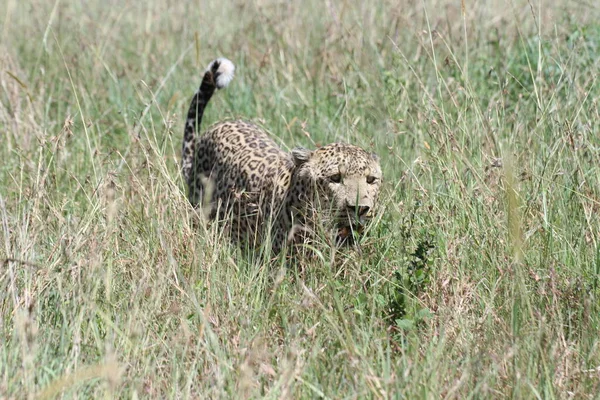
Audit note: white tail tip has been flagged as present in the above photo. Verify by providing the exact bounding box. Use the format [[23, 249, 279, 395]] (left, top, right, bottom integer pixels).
[[208, 57, 235, 89]]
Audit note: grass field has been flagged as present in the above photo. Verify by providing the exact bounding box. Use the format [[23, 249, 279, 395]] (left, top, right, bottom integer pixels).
[[1, 0, 600, 398]]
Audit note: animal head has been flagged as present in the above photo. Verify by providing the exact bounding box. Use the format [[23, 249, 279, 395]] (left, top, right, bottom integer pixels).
[[292, 143, 382, 239]]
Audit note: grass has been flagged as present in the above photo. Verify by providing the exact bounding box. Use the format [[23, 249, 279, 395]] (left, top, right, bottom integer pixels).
[[1, 0, 599, 398]]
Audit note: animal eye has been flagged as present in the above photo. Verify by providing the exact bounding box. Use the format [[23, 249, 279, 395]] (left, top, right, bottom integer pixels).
[[329, 173, 342, 183], [366, 176, 377, 184]]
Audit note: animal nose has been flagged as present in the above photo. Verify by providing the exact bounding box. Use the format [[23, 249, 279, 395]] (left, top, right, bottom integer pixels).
[[347, 205, 370, 217]]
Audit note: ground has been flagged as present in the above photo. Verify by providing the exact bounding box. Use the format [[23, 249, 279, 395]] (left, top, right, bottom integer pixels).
[[0, 0, 599, 398]]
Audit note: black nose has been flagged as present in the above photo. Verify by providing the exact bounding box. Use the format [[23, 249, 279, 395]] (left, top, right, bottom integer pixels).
[[347, 205, 370, 217]]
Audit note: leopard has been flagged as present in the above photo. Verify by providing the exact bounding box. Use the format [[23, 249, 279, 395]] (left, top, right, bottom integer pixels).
[[182, 57, 382, 254]]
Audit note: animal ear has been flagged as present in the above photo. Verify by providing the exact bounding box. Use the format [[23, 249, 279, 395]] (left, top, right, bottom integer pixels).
[[370, 152, 380, 162], [291, 147, 312, 166]]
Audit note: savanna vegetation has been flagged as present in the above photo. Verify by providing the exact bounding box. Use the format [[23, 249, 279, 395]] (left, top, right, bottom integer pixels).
[[1, 0, 599, 398]]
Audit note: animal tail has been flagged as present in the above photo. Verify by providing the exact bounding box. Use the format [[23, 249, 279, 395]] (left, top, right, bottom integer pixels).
[[182, 57, 235, 185]]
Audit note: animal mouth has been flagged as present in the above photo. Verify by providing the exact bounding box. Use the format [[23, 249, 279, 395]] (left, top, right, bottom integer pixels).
[[336, 219, 367, 245]]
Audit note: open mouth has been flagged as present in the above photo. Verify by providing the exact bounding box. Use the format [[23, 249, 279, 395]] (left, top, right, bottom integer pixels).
[[336, 223, 366, 246]]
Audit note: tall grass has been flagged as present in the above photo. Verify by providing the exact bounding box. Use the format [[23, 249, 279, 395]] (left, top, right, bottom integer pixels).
[[1, 0, 599, 398]]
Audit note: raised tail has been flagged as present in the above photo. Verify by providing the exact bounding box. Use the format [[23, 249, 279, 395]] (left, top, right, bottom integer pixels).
[[182, 57, 235, 185]]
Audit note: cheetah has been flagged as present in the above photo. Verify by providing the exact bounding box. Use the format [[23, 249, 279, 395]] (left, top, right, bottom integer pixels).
[[182, 58, 382, 254]]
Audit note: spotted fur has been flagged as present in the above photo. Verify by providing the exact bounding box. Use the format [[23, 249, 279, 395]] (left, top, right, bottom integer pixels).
[[183, 58, 382, 253]]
